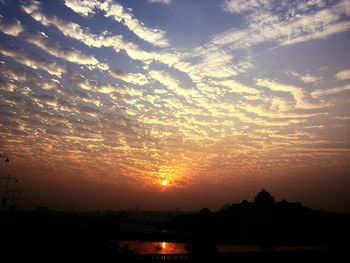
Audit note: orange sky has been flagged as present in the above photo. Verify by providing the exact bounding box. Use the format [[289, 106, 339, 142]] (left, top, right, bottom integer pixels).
[[1, 0, 350, 212]]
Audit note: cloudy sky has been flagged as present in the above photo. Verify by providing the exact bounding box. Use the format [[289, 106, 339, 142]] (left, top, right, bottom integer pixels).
[[0, 0, 349, 211]]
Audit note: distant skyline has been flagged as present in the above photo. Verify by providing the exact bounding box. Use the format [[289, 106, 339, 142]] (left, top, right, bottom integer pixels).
[[0, 0, 349, 212]]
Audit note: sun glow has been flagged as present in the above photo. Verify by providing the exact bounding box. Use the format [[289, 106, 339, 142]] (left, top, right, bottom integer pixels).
[[156, 165, 180, 187], [161, 180, 168, 186]]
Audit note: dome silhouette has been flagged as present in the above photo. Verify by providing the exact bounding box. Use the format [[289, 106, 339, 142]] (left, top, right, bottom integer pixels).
[[254, 189, 275, 205]]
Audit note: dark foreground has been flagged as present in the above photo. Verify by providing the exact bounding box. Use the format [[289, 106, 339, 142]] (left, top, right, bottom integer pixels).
[[1, 208, 349, 263]]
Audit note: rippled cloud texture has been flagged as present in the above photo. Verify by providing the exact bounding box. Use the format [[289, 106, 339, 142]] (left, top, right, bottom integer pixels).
[[0, 0, 349, 211]]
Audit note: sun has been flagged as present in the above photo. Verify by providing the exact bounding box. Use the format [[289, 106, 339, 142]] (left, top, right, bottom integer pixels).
[[156, 165, 178, 187]]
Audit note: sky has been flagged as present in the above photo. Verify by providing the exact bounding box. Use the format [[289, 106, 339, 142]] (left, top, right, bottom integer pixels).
[[0, 0, 349, 212]]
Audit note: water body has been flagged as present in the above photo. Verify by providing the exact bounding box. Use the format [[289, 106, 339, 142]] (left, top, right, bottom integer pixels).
[[117, 241, 189, 254], [117, 241, 324, 255]]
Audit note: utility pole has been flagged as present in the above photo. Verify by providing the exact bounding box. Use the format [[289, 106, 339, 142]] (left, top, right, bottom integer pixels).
[[6, 190, 21, 210], [0, 175, 18, 206], [1, 155, 13, 209]]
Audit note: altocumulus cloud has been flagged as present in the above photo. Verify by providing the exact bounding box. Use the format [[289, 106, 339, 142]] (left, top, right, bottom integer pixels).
[[0, 0, 349, 207], [0, 15, 23, 36]]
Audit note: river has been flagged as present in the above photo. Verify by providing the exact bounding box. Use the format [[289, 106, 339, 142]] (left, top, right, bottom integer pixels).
[[116, 241, 324, 255]]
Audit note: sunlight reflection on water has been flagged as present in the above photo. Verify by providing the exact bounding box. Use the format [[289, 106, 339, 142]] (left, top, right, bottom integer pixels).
[[118, 241, 189, 254], [117, 241, 325, 255]]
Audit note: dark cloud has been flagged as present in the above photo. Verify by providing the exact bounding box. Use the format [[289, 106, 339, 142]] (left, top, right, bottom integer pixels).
[[26, 31, 99, 65], [0, 42, 67, 77], [0, 15, 23, 36], [111, 69, 127, 77]]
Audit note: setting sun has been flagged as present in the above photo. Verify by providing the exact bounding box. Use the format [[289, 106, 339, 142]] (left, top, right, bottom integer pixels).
[[156, 165, 181, 187]]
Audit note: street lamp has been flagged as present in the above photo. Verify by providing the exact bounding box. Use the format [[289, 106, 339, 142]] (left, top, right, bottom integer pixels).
[[0, 155, 9, 162]]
